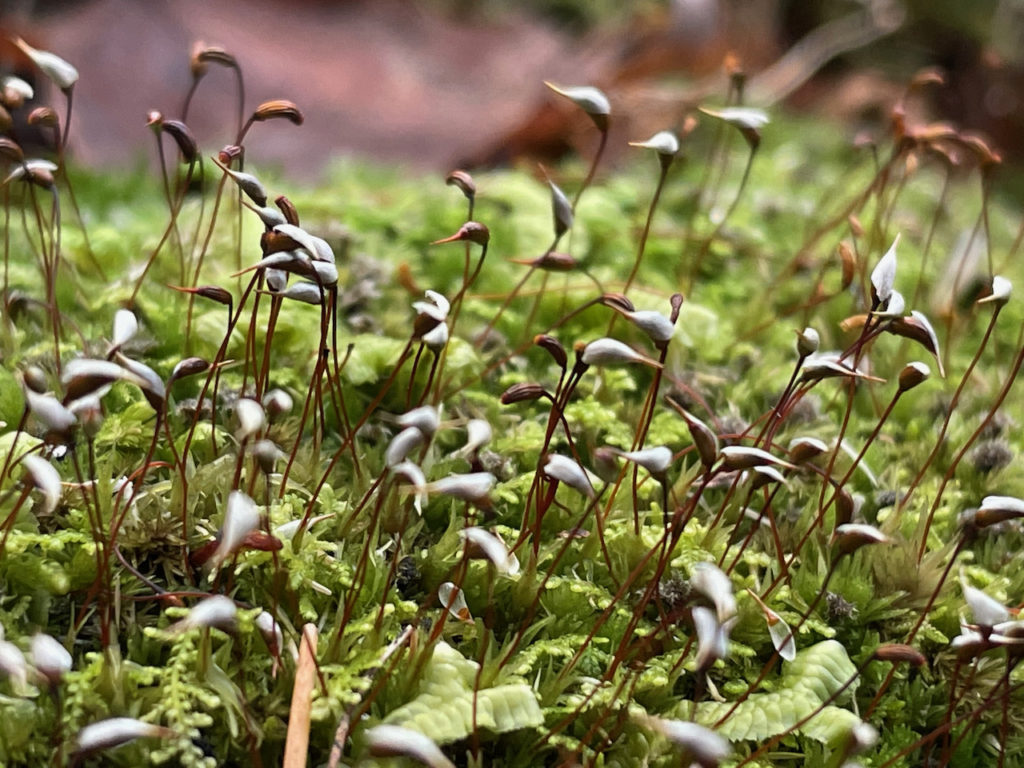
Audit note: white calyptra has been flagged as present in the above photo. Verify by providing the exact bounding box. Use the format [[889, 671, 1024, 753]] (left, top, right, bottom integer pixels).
[[175, 595, 238, 633], [629, 130, 679, 157], [543, 454, 596, 499], [796, 327, 820, 357], [978, 275, 1012, 305], [437, 582, 472, 622], [20, 454, 63, 513], [460, 527, 520, 576], [234, 398, 266, 442], [114, 353, 166, 405], [621, 309, 675, 343], [75, 717, 172, 755], [690, 562, 736, 622], [548, 178, 574, 237], [30, 633, 73, 684], [543, 82, 611, 117], [254, 611, 283, 655], [391, 460, 427, 513], [425, 472, 496, 503], [747, 589, 796, 661], [397, 405, 440, 436], [276, 282, 323, 305], [111, 309, 139, 351], [209, 492, 260, 571], [0, 639, 28, 691], [421, 321, 449, 350], [720, 446, 794, 471], [613, 446, 673, 476], [14, 38, 78, 90], [699, 106, 770, 130], [24, 388, 76, 434], [636, 715, 731, 767], [581, 338, 649, 367], [0, 75, 34, 101], [693, 606, 735, 673], [460, 419, 492, 456], [263, 389, 294, 419], [213, 159, 266, 206], [979, 495, 1024, 518], [365, 724, 455, 768], [385, 427, 425, 468], [3, 158, 58, 186], [870, 234, 900, 305], [273, 223, 335, 263], [960, 572, 1010, 627], [412, 290, 450, 323]]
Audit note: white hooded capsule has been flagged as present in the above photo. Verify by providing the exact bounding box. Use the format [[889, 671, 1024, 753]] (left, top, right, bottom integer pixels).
[[25, 388, 76, 434], [20, 454, 62, 513], [30, 633, 72, 684], [111, 310, 139, 351], [0, 640, 28, 691], [437, 582, 472, 622], [460, 527, 520, 576], [14, 38, 78, 90], [612, 446, 673, 476], [209, 491, 260, 571], [386, 427, 425, 468], [960, 571, 1010, 627], [365, 724, 455, 768], [543, 454, 596, 499], [870, 234, 900, 305], [720, 446, 794, 471], [412, 290, 450, 322], [622, 310, 675, 343], [978, 275, 1012, 306], [543, 82, 611, 117], [397, 406, 440, 437], [174, 595, 238, 633], [629, 130, 679, 157], [233, 398, 266, 442], [392, 460, 427, 513], [637, 715, 731, 768], [690, 562, 736, 622], [75, 717, 171, 755], [459, 419, 492, 457], [425, 473, 496, 503], [581, 338, 651, 367]]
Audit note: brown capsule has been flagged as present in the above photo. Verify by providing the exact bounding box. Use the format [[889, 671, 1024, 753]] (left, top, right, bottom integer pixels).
[[534, 334, 567, 369], [241, 530, 283, 552], [500, 382, 548, 405], [0, 137, 24, 164], [873, 643, 927, 667], [169, 284, 233, 307], [193, 45, 237, 76], [431, 221, 489, 247], [599, 293, 636, 313], [28, 109, 58, 129], [161, 119, 198, 163], [838, 241, 856, 290], [275, 195, 299, 226], [910, 67, 945, 90], [669, 293, 685, 323], [445, 169, 476, 199], [512, 251, 577, 272], [2, 87, 24, 110], [0, 104, 12, 132], [252, 99, 304, 126], [218, 144, 243, 166], [897, 362, 930, 393], [22, 365, 49, 394], [170, 357, 210, 382], [261, 230, 302, 256], [834, 487, 855, 527]]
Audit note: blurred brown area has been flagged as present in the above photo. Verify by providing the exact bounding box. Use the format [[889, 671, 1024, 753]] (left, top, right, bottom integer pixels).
[[2, 0, 1024, 178]]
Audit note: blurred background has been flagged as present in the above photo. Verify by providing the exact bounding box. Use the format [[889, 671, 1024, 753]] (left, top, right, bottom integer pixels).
[[2, 0, 1024, 178]]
